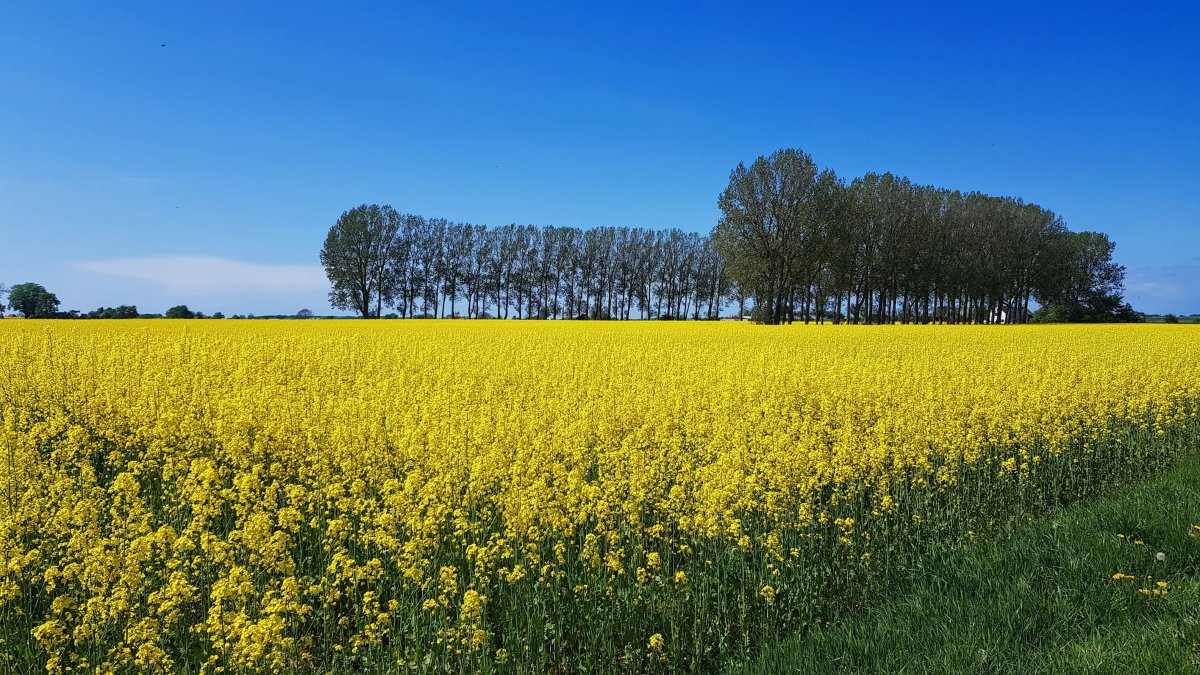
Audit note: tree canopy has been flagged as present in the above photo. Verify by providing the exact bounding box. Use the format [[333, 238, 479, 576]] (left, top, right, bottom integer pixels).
[[713, 149, 1137, 324], [1030, 231, 1139, 322], [306, 140, 1158, 324], [7, 283, 60, 318], [320, 149, 1136, 324], [713, 149, 840, 324], [318, 207, 726, 321], [86, 305, 139, 319], [320, 204, 403, 319]]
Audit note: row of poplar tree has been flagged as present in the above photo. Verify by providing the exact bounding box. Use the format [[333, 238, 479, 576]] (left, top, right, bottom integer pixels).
[[321, 215, 728, 320], [321, 148, 1134, 323]]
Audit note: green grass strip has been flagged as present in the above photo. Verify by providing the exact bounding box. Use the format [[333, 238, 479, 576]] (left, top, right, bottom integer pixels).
[[745, 455, 1200, 674]]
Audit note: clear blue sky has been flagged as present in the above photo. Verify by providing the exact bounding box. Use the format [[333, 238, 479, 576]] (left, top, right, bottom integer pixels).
[[2, 1, 1198, 315]]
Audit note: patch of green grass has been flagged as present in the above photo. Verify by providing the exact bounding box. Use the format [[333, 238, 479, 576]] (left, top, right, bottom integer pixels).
[[744, 456, 1200, 674]]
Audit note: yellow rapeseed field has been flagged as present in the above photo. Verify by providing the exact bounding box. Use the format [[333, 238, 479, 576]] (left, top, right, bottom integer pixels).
[[0, 321, 1197, 672]]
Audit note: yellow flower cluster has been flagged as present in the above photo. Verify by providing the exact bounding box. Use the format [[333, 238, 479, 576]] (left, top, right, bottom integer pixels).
[[1137, 580, 1170, 598], [0, 321, 1197, 671]]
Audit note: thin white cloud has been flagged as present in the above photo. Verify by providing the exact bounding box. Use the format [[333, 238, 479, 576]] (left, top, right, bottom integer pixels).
[[72, 256, 329, 295]]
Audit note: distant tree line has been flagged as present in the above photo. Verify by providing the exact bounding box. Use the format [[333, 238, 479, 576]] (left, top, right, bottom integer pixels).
[[86, 305, 140, 319], [0, 284, 319, 319], [321, 148, 1141, 324], [1155, 314, 1200, 325], [321, 205, 727, 320]]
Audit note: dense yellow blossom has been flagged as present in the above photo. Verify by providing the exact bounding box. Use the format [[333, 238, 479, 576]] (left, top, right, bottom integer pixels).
[[0, 321, 1197, 671]]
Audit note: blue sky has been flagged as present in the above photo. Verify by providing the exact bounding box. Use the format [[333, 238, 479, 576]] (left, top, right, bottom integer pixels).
[[2, 1, 1198, 315]]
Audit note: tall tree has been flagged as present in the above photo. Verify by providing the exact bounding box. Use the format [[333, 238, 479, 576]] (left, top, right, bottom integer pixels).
[[1032, 231, 1134, 322], [7, 283, 60, 318], [321, 204, 402, 319], [713, 148, 835, 324]]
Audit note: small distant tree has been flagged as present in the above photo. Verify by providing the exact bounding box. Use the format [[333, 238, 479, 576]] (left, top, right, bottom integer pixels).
[[212, 312, 225, 319], [296, 308, 314, 318], [0, 283, 8, 313], [165, 305, 195, 319], [1163, 313, 1180, 324], [7, 283, 60, 318]]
